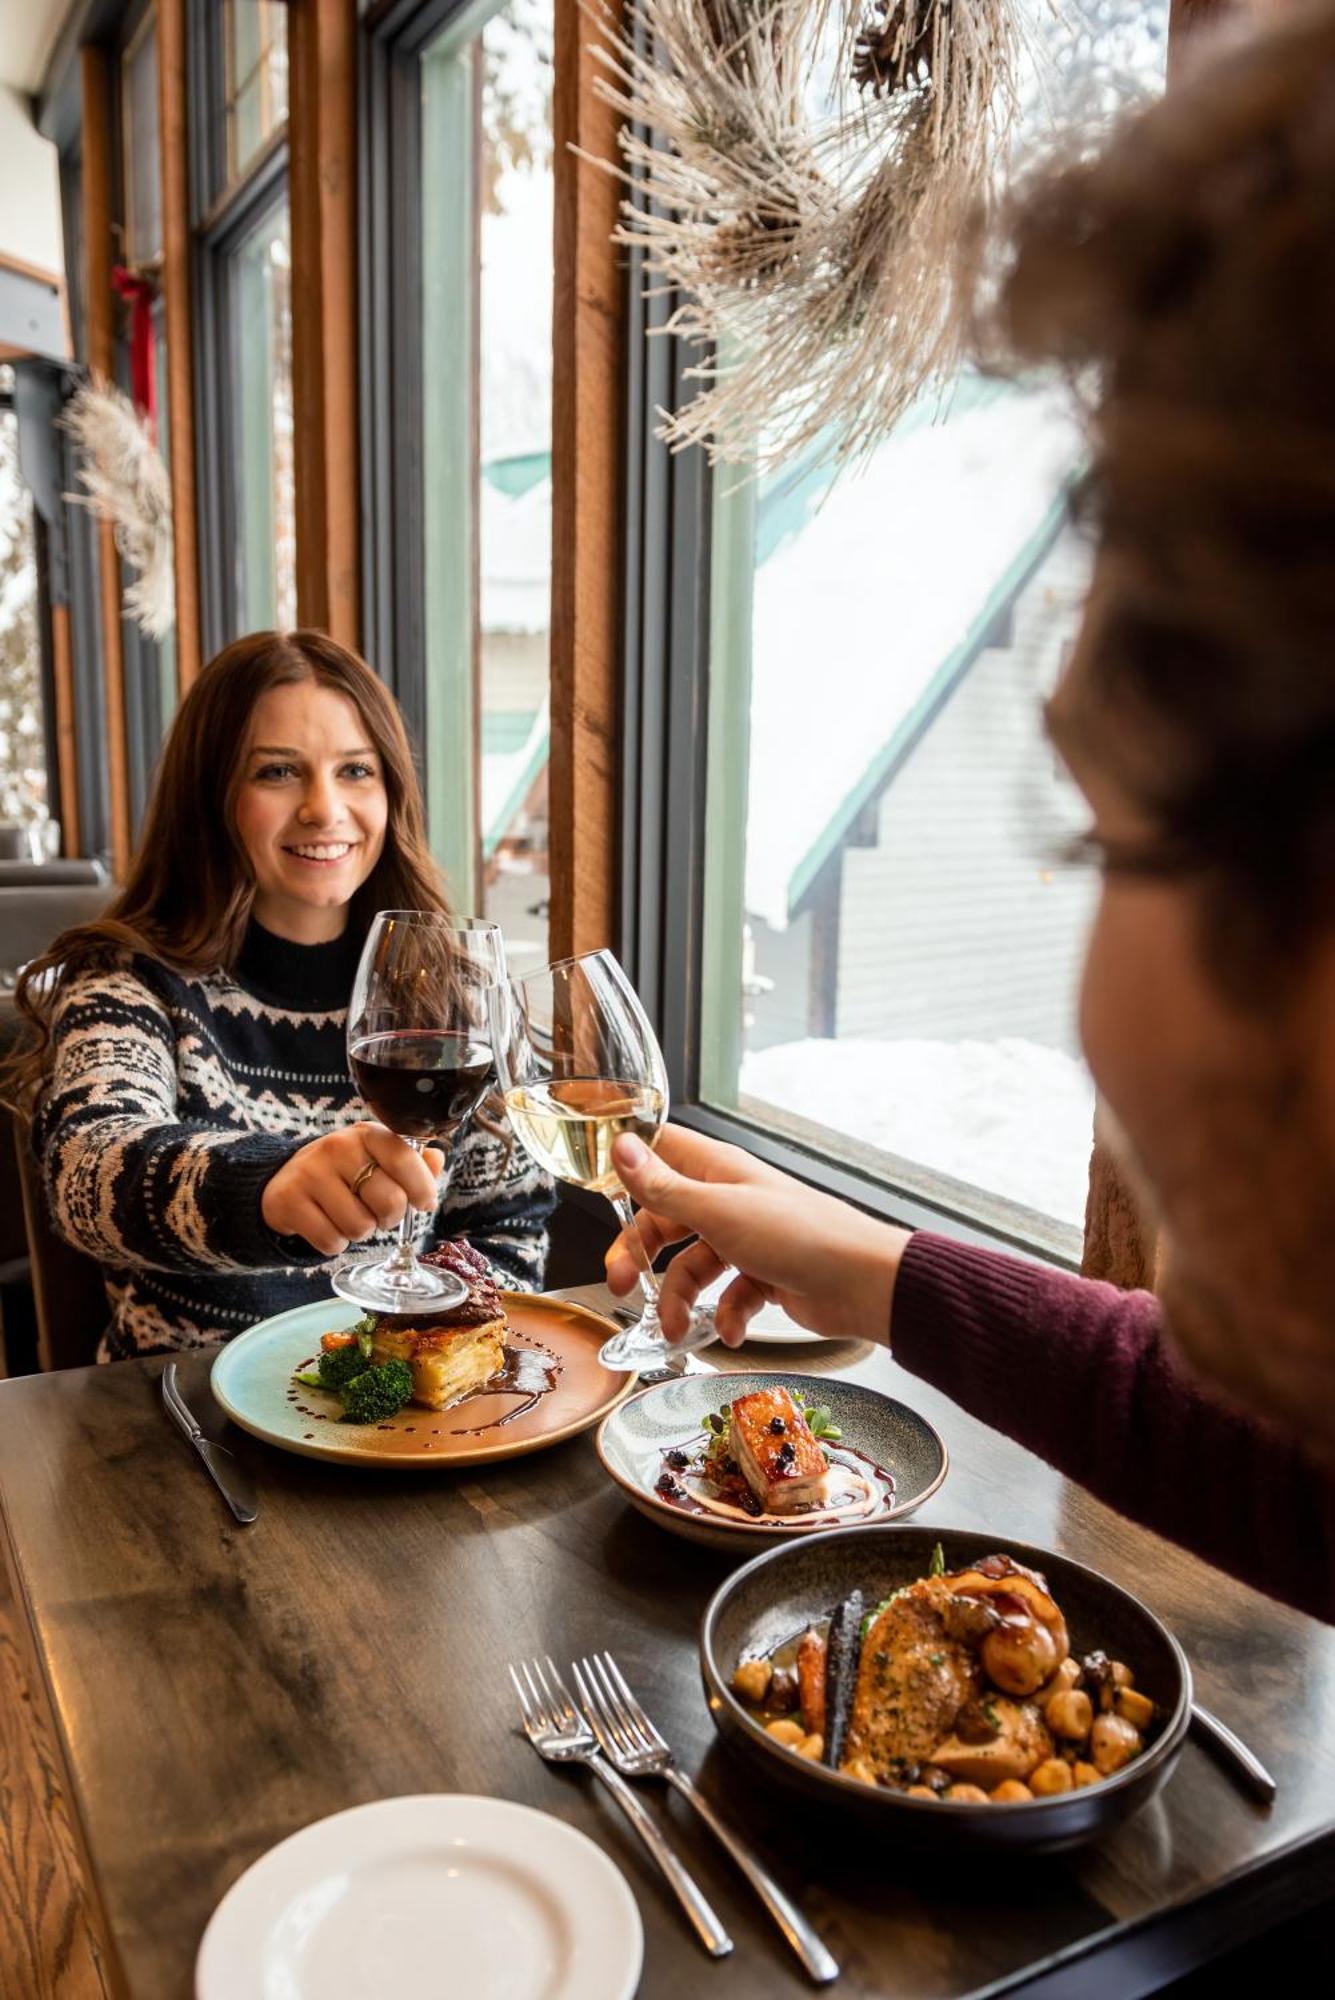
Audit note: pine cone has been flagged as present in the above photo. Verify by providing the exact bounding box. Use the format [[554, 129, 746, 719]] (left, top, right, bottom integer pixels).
[[852, 0, 939, 99]]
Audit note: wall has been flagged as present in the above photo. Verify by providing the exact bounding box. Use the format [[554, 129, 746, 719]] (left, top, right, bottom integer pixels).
[[0, 86, 63, 277], [833, 524, 1099, 1053]]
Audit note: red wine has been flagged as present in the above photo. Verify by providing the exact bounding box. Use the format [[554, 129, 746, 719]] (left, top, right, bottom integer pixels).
[[351, 1031, 494, 1142]]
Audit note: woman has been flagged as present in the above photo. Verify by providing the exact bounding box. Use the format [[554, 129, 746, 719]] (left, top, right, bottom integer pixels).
[[8, 629, 555, 1358], [607, 4, 1335, 1622]]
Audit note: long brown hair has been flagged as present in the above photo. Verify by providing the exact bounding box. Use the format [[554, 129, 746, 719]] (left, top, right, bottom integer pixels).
[[6, 629, 451, 1105]]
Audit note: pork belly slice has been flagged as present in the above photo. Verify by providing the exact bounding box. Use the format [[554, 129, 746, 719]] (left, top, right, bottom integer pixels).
[[730, 1387, 829, 1514], [370, 1317, 506, 1411]]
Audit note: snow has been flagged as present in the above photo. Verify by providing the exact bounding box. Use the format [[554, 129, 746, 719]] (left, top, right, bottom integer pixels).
[[745, 383, 1083, 930], [740, 1035, 1096, 1231]]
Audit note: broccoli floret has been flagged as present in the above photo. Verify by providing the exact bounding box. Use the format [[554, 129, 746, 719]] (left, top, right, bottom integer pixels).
[[319, 1341, 374, 1393], [340, 1360, 414, 1425]]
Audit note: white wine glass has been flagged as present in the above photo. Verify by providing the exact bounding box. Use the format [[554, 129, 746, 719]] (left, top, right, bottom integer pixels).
[[489, 948, 715, 1372], [332, 912, 505, 1314]]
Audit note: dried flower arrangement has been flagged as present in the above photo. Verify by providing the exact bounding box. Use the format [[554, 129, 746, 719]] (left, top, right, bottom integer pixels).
[[585, 0, 1023, 471], [62, 377, 175, 639]]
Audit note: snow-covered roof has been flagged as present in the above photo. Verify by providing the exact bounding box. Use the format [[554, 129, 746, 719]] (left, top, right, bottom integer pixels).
[[744, 382, 1084, 929]]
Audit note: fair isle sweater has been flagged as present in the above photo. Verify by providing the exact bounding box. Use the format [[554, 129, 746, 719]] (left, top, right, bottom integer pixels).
[[32, 920, 557, 1359]]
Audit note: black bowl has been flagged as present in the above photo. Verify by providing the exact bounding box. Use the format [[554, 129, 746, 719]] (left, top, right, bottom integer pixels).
[[700, 1523, 1191, 1854]]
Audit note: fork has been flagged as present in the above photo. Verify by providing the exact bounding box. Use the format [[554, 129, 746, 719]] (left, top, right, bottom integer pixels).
[[509, 1656, 732, 1958], [573, 1653, 839, 1985]]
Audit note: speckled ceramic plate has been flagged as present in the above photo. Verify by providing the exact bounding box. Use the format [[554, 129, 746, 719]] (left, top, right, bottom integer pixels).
[[211, 1294, 637, 1468], [595, 1371, 948, 1550]]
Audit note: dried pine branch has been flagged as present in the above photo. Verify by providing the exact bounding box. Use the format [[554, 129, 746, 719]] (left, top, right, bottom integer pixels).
[[581, 0, 1021, 471], [62, 378, 175, 638]]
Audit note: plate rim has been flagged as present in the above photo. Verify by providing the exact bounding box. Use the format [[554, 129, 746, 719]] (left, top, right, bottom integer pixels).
[[594, 1369, 949, 1537], [194, 1790, 644, 2000], [210, 1292, 639, 1469]]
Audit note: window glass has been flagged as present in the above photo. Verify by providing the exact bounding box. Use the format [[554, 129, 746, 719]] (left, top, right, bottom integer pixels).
[[123, 9, 162, 266], [421, 0, 553, 964], [225, 0, 289, 185], [698, 1, 1171, 1256], [0, 370, 49, 838], [231, 201, 296, 631]]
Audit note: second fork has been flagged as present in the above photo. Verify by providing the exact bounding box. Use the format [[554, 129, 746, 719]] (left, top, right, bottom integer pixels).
[[573, 1652, 839, 1986]]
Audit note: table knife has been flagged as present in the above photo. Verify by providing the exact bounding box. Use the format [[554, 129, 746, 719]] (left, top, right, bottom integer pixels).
[[161, 1363, 259, 1524]]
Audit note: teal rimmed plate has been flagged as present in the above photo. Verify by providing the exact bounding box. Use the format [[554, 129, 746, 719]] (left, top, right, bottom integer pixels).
[[211, 1293, 637, 1468]]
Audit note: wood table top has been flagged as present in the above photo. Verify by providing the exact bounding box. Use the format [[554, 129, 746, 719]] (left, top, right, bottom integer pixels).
[[1, 1285, 1332, 2000]]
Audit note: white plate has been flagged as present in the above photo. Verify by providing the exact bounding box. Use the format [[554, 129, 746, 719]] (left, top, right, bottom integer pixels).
[[696, 1272, 825, 1345], [196, 1794, 643, 2000]]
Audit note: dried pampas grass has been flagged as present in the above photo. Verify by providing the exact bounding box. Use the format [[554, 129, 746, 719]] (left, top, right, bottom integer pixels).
[[63, 378, 175, 639], [584, 0, 1023, 471]]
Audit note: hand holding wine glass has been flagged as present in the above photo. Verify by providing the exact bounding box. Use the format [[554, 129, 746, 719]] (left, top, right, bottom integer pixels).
[[332, 911, 504, 1314], [489, 948, 715, 1372]]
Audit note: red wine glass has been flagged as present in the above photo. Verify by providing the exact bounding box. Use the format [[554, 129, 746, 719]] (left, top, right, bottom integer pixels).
[[331, 912, 505, 1314]]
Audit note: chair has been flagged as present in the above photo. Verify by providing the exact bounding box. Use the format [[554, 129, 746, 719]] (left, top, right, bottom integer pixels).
[[0, 860, 108, 888], [15, 1120, 107, 1371], [0, 882, 111, 987]]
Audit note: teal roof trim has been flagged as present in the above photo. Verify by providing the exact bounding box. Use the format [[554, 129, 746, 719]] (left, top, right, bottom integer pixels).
[[483, 451, 551, 499], [786, 485, 1076, 919]]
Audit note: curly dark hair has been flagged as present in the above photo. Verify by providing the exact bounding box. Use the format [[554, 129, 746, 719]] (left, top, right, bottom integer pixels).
[[980, 1, 1335, 991]]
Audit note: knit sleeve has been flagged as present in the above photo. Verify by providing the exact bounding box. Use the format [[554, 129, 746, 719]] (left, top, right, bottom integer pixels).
[[891, 1231, 1335, 1622], [428, 1120, 558, 1290], [32, 964, 318, 1277]]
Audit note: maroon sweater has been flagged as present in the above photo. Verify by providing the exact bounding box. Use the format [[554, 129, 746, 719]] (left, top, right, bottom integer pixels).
[[892, 1232, 1335, 1625]]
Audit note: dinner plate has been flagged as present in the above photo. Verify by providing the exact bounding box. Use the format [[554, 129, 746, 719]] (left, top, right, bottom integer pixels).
[[694, 1272, 825, 1346], [195, 1794, 643, 2000], [595, 1370, 947, 1550], [211, 1294, 637, 1468]]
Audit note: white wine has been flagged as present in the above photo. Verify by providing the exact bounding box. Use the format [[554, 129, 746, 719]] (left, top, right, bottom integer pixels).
[[503, 1077, 665, 1194]]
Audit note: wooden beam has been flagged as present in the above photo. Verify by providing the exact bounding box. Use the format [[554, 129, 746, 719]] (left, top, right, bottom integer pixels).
[[156, 0, 202, 690], [80, 43, 131, 880], [49, 603, 81, 859], [548, 0, 624, 962], [287, 0, 360, 647]]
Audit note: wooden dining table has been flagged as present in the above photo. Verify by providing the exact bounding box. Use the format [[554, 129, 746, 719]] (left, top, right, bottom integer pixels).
[[1, 1280, 1332, 1999]]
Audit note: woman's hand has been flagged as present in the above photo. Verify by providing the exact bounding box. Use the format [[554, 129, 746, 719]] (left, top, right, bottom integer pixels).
[[604, 1123, 908, 1347], [261, 1125, 444, 1258]]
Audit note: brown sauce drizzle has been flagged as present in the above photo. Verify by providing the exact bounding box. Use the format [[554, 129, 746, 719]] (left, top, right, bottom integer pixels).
[[452, 1341, 562, 1434], [288, 1341, 563, 1442]]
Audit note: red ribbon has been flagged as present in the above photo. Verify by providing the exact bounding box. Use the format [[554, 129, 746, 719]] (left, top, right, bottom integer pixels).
[[112, 267, 158, 437]]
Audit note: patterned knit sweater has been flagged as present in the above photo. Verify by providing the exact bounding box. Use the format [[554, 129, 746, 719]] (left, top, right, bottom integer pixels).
[[31, 920, 557, 1359]]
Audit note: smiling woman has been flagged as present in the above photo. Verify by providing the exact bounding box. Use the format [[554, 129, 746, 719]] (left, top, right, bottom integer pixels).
[[2, 631, 556, 1358]]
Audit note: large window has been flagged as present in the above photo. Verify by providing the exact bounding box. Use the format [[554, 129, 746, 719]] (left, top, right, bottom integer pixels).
[[0, 370, 48, 837], [367, 0, 553, 957], [224, 0, 289, 187], [231, 198, 296, 631], [663, 1, 1173, 1261], [193, 0, 295, 647], [119, 2, 178, 824]]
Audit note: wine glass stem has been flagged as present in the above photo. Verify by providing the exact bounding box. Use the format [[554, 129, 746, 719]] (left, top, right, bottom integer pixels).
[[386, 1139, 424, 1274], [609, 1194, 662, 1331]]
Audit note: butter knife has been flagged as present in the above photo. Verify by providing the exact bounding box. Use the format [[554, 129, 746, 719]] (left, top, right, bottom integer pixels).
[[161, 1363, 259, 1524]]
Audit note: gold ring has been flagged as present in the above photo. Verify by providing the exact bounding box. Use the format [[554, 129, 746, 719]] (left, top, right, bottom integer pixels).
[[350, 1158, 377, 1198]]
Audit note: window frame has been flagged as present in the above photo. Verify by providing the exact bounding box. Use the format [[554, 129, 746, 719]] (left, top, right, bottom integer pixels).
[[189, 0, 291, 655], [359, 0, 523, 906]]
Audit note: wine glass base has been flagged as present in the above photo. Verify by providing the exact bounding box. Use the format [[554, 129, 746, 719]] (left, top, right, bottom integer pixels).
[[597, 1308, 718, 1374], [330, 1254, 468, 1315]]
